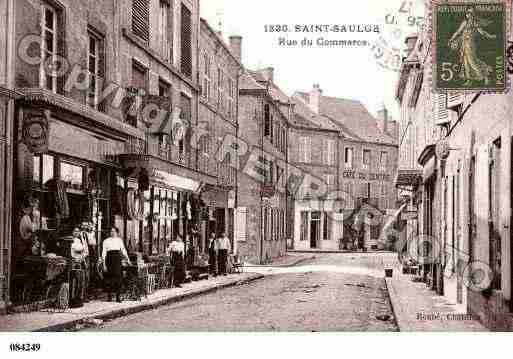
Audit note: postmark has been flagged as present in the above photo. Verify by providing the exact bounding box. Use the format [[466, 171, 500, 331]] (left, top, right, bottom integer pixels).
[[432, 0, 511, 93]]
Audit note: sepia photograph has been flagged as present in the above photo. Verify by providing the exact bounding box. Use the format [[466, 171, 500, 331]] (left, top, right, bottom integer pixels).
[[0, 0, 512, 355]]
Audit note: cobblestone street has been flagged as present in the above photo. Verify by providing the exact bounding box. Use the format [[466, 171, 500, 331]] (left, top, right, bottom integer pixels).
[[88, 254, 398, 331]]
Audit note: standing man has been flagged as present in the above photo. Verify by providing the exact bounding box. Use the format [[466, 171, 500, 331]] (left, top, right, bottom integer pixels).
[[216, 232, 231, 276], [82, 222, 97, 292], [208, 232, 217, 276]]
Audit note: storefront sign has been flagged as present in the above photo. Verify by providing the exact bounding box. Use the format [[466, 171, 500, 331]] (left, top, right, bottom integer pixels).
[[22, 109, 50, 154], [342, 170, 391, 181], [401, 210, 418, 221], [152, 169, 201, 192]]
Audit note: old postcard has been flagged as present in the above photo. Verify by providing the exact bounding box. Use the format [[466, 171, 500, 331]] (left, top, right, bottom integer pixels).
[[0, 0, 513, 356]]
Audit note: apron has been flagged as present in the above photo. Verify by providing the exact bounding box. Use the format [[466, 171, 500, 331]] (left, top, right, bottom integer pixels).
[[106, 250, 123, 293]]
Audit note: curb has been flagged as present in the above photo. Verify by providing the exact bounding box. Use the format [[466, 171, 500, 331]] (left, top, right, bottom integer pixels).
[[384, 278, 406, 332], [288, 250, 396, 255], [35, 274, 265, 332], [244, 255, 316, 268]]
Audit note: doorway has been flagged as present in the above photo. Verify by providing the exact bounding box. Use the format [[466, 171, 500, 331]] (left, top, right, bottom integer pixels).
[[310, 212, 321, 249]]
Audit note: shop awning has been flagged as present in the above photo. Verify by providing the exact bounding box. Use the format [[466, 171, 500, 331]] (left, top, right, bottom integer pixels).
[[394, 169, 422, 188], [152, 169, 202, 192]]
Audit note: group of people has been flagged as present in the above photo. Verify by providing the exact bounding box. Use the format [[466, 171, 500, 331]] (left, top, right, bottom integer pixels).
[[208, 232, 232, 276], [70, 225, 131, 305]]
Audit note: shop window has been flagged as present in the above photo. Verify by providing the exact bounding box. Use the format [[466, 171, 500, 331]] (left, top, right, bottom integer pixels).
[[323, 213, 332, 241], [60, 161, 84, 191]]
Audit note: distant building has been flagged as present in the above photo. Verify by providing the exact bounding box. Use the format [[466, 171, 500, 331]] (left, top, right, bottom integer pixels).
[[289, 85, 399, 251]]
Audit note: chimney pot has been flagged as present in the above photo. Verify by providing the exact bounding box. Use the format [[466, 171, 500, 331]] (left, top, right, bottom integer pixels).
[[261, 67, 275, 83]]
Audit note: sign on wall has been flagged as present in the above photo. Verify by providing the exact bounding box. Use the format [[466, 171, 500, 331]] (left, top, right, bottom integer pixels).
[[22, 108, 50, 154], [342, 171, 391, 181]]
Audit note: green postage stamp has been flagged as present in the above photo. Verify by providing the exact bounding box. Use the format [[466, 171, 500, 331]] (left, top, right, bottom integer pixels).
[[432, 0, 511, 93]]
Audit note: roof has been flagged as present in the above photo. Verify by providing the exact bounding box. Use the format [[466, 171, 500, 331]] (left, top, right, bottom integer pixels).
[[293, 92, 397, 145]]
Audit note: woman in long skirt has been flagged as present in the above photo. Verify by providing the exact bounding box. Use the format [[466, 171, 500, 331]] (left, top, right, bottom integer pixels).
[[208, 233, 217, 276], [168, 236, 186, 288], [101, 227, 131, 302]]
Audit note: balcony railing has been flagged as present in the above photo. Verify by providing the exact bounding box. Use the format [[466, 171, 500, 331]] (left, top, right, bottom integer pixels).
[[124, 138, 236, 188]]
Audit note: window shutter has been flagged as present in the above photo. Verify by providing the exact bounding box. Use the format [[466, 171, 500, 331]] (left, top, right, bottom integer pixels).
[[132, 0, 150, 43], [447, 91, 463, 109], [435, 93, 449, 125], [235, 207, 247, 243], [180, 4, 192, 78]]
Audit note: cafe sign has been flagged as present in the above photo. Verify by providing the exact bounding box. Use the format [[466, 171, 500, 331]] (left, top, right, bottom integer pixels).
[[22, 108, 51, 154], [342, 171, 391, 182]]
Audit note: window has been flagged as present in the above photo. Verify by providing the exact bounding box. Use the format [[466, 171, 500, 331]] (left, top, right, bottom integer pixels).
[[60, 162, 84, 191], [180, 4, 192, 77], [87, 31, 104, 110], [281, 127, 287, 153], [158, 1, 171, 61], [323, 139, 335, 165], [227, 77, 234, 118], [33, 154, 54, 188], [300, 211, 308, 241], [132, 0, 150, 43], [344, 147, 353, 168], [366, 183, 371, 198], [380, 151, 388, 170], [264, 104, 271, 137], [127, 61, 147, 126], [325, 174, 335, 188], [299, 137, 311, 163], [159, 79, 170, 97], [323, 213, 332, 241], [40, 4, 58, 92], [363, 149, 371, 168], [202, 53, 211, 100]]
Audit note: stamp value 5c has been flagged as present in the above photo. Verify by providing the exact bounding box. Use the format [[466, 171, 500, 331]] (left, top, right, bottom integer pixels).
[[432, 0, 511, 92]]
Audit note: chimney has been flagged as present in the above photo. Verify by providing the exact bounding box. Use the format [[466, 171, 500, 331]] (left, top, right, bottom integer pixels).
[[261, 67, 274, 83], [404, 34, 418, 57], [388, 121, 399, 141], [229, 35, 242, 62], [377, 105, 388, 134], [309, 84, 322, 114]]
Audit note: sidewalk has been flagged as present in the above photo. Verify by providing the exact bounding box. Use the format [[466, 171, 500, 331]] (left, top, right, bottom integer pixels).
[[288, 249, 395, 255], [0, 272, 263, 332], [386, 274, 487, 331]]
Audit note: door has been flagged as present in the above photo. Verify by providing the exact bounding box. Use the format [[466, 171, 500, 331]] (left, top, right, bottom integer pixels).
[[310, 211, 321, 249]]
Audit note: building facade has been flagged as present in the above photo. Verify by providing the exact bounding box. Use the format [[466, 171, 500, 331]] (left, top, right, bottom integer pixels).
[[236, 68, 290, 264], [0, 0, 16, 312], [396, 4, 513, 330], [290, 85, 399, 251]]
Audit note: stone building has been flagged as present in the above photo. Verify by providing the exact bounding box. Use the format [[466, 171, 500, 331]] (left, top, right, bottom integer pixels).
[[396, 4, 513, 330], [0, 0, 16, 312], [236, 67, 291, 264], [289, 85, 399, 251], [197, 18, 241, 251], [4, 0, 244, 309]]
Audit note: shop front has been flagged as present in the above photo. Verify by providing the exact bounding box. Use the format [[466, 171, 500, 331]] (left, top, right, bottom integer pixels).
[[10, 102, 141, 310]]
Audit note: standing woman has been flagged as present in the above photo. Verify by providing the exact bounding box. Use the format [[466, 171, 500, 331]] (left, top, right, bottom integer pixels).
[[168, 236, 186, 288], [101, 227, 131, 302], [208, 233, 217, 276]]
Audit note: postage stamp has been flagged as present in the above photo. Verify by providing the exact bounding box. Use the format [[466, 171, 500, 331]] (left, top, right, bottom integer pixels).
[[432, 0, 511, 93]]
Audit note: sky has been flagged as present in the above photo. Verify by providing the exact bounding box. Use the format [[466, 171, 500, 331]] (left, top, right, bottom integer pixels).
[[200, 0, 426, 121]]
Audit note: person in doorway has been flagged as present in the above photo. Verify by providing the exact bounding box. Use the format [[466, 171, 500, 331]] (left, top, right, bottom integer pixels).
[[18, 200, 35, 259], [70, 227, 88, 307], [82, 222, 97, 294], [216, 232, 231, 276], [101, 227, 131, 303], [208, 232, 217, 276], [168, 236, 186, 288]]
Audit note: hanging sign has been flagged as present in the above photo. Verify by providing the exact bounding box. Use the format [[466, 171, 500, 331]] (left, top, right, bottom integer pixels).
[[22, 108, 51, 154], [436, 139, 451, 160]]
